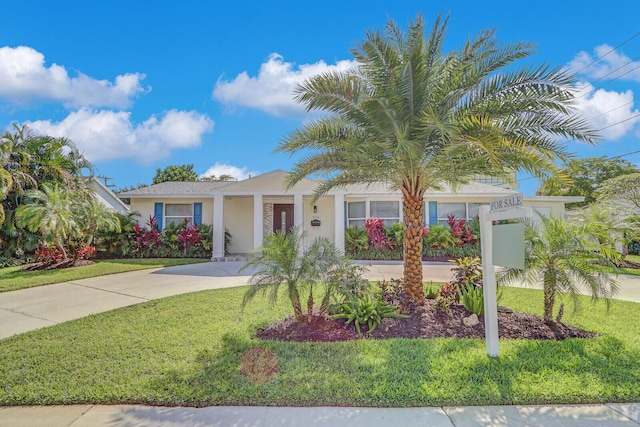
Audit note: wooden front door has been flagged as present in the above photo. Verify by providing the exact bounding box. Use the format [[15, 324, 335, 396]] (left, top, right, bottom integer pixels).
[[273, 204, 294, 234]]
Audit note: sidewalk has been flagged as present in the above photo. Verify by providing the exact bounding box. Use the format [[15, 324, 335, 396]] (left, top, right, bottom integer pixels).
[[1, 261, 639, 426], [1, 403, 639, 426]]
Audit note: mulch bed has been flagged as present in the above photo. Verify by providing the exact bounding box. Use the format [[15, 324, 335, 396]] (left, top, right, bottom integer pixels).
[[256, 300, 596, 342], [21, 259, 95, 271]]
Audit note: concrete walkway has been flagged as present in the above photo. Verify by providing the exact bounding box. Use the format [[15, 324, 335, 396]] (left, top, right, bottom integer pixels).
[[1, 261, 639, 426], [1, 403, 640, 427]]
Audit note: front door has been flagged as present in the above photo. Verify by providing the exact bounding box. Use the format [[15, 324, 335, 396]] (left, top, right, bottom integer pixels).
[[273, 204, 294, 234]]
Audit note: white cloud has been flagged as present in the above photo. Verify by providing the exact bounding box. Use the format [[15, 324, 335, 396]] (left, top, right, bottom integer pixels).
[[26, 109, 214, 163], [0, 46, 148, 108], [213, 53, 357, 116], [573, 82, 640, 140], [568, 44, 640, 83], [200, 163, 259, 181]]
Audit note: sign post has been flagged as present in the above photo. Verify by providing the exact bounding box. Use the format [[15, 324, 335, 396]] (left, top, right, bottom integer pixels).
[[480, 193, 531, 357]]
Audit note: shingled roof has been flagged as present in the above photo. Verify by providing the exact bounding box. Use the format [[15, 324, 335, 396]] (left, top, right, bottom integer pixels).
[[118, 181, 232, 198]]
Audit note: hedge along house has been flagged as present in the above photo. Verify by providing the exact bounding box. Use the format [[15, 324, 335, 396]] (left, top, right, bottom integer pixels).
[[118, 170, 582, 260]]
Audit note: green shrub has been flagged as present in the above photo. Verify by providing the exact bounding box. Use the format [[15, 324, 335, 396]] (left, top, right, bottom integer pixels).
[[386, 222, 404, 249], [458, 283, 485, 316], [331, 293, 408, 334], [345, 225, 369, 252]]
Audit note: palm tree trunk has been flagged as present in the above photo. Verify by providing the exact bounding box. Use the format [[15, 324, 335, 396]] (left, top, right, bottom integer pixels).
[[56, 237, 68, 260], [289, 288, 304, 322], [402, 193, 425, 305], [543, 279, 555, 322], [307, 293, 314, 323]]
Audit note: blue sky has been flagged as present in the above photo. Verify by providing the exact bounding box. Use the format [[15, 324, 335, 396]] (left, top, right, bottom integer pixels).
[[1, 0, 639, 195]]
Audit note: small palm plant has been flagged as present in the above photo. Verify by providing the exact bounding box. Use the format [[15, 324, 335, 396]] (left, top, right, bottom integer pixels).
[[239, 227, 349, 323], [498, 214, 619, 324]]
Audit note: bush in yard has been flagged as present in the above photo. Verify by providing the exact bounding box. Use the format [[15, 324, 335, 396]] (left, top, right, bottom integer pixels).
[[363, 217, 390, 250], [331, 293, 407, 334], [345, 225, 369, 252]]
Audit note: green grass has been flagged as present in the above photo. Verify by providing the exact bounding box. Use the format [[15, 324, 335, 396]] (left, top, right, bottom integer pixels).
[[0, 258, 209, 293], [596, 253, 640, 276], [0, 285, 638, 407]]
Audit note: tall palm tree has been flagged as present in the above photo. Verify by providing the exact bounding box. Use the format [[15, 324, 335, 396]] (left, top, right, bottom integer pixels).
[[277, 14, 597, 303], [15, 184, 79, 259], [498, 214, 619, 323]]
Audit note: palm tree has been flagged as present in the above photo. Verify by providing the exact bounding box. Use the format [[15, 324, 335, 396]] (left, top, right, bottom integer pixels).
[[76, 197, 122, 246], [0, 125, 93, 258], [15, 184, 79, 259], [276, 14, 597, 304], [498, 214, 619, 324], [239, 227, 348, 322]]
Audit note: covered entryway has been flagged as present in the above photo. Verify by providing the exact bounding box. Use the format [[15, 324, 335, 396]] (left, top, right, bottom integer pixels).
[[273, 204, 294, 233]]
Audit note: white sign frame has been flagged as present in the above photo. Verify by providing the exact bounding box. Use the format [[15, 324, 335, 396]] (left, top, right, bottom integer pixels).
[[479, 203, 532, 358]]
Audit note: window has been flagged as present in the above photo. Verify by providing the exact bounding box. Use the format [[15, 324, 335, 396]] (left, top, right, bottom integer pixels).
[[347, 201, 366, 228], [370, 201, 400, 223], [347, 200, 401, 228], [165, 204, 193, 227], [437, 203, 466, 225], [436, 202, 483, 225]]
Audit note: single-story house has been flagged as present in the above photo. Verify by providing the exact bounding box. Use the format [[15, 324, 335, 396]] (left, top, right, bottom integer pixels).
[[118, 170, 582, 259]]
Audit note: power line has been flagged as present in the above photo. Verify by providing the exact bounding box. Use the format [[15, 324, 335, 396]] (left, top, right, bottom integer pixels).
[[572, 31, 640, 75], [598, 112, 640, 131]]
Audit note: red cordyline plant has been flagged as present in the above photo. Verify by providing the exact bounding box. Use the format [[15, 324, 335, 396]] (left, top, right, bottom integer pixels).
[[132, 216, 162, 253], [447, 214, 476, 247], [363, 217, 389, 250], [178, 223, 201, 255], [35, 244, 96, 263]]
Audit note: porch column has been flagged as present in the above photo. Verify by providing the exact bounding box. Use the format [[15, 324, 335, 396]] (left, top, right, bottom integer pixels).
[[334, 192, 345, 253], [253, 194, 263, 250], [212, 193, 225, 259], [293, 193, 304, 230]]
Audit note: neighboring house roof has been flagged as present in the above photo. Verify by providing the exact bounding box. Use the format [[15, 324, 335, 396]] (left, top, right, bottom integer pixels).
[[118, 181, 232, 198], [87, 177, 130, 214]]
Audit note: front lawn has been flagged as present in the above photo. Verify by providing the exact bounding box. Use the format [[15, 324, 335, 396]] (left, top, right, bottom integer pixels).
[[0, 285, 638, 407], [0, 258, 209, 293]]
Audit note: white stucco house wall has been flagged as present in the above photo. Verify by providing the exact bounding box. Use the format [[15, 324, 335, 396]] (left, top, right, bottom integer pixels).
[[87, 177, 130, 214], [118, 170, 582, 259]]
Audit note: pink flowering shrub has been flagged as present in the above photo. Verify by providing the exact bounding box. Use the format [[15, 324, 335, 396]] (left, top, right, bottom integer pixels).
[[447, 214, 477, 247], [178, 223, 201, 255], [364, 217, 390, 250]]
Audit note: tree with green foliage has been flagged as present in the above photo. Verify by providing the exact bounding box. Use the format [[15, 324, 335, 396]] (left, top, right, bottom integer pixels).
[[538, 156, 638, 207], [595, 173, 640, 214], [152, 164, 198, 184], [0, 125, 93, 260], [200, 174, 238, 182], [499, 214, 619, 326], [77, 197, 122, 246], [277, 13, 597, 304], [239, 227, 350, 322], [15, 184, 79, 259]]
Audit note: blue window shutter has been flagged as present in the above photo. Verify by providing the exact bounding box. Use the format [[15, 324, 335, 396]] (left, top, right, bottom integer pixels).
[[344, 201, 348, 227], [423, 202, 426, 224], [428, 201, 438, 225], [154, 202, 163, 230], [193, 202, 203, 226]]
